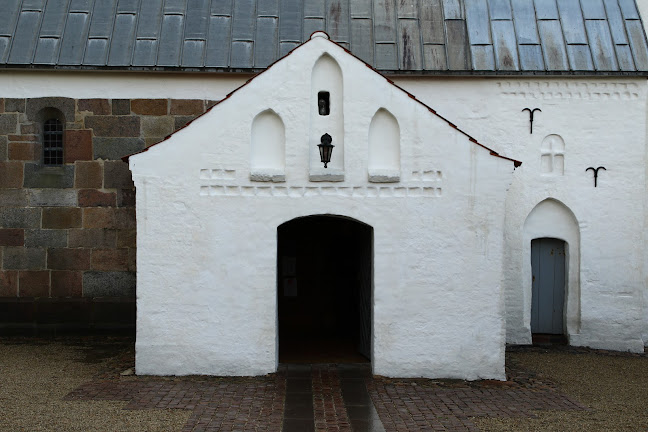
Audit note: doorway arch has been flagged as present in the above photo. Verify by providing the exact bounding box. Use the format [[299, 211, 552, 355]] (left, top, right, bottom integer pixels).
[[277, 215, 373, 363], [523, 199, 580, 342]]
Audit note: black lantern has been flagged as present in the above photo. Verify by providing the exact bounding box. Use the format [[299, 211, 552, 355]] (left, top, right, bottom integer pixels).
[[318, 133, 334, 168]]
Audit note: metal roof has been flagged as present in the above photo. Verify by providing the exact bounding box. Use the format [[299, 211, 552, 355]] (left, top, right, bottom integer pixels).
[[1, 0, 647, 74]]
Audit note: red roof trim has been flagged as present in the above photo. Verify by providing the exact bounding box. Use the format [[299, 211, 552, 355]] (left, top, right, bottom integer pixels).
[[124, 33, 522, 168]]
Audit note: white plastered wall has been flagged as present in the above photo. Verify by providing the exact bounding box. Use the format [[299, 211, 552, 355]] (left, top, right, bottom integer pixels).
[[129, 35, 515, 379]]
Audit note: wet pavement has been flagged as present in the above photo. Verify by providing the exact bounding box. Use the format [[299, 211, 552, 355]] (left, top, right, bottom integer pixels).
[[58, 339, 587, 432]]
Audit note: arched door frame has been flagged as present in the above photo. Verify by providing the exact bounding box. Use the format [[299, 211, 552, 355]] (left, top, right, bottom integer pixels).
[[523, 199, 580, 340], [275, 213, 374, 366]]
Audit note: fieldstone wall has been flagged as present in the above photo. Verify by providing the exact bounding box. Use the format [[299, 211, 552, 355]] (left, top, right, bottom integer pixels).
[[0, 97, 213, 333]]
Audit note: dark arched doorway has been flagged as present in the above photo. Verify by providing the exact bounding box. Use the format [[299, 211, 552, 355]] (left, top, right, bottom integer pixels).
[[277, 215, 372, 363]]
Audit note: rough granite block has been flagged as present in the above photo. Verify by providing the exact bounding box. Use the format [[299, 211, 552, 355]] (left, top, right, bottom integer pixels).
[[28, 189, 78, 207], [117, 229, 136, 248], [47, 248, 91, 270], [64, 129, 93, 162], [74, 161, 103, 188], [78, 99, 111, 115], [131, 99, 168, 116], [83, 207, 116, 229], [0, 207, 41, 228], [50, 271, 83, 297], [3, 247, 46, 270], [0, 229, 25, 246], [0, 270, 18, 296], [23, 164, 75, 188], [0, 189, 29, 207], [25, 97, 75, 123], [68, 228, 117, 248], [83, 271, 136, 297], [0, 113, 19, 134], [85, 116, 140, 137], [24, 229, 68, 248], [0, 135, 7, 161], [141, 116, 174, 138], [93, 137, 145, 160], [91, 248, 130, 271], [170, 99, 205, 115], [111, 99, 131, 115], [0, 161, 24, 188], [104, 161, 134, 188], [18, 270, 50, 297], [5, 98, 25, 113], [78, 189, 117, 207]]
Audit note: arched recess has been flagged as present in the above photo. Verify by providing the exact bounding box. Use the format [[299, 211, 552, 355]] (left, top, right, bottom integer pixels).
[[368, 108, 401, 182], [309, 53, 344, 181], [540, 134, 565, 176], [276, 214, 373, 363], [523, 198, 580, 340], [250, 109, 285, 182], [36, 107, 66, 165]]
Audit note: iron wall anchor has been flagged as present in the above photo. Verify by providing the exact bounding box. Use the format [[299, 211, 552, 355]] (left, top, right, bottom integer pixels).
[[586, 166, 606, 187], [522, 108, 541, 134]]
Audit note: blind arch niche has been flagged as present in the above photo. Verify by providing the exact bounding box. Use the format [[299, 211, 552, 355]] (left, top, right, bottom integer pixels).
[[250, 109, 286, 182], [368, 108, 401, 182]]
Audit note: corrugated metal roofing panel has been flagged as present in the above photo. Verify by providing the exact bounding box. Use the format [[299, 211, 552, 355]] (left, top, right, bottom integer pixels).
[[40, 0, 69, 37], [205, 15, 231, 67], [158, 13, 183, 66], [132, 38, 158, 66], [566, 44, 594, 70], [488, 0, 513, 20], [615, 43, 636, 69], [586, 19, 618, 70], [350, 0, 371, 17], [258, 0, 279, 15], [303, 17, 325, 39], [538, 19, 569, 69], [446, 19, 469, 69], [518, 43, 545, 69], [351, 17, 374, 63], [421, 0, 445, 44], [626, 19, 648, 69], [327, 0, 350, 42], [254, 16, 278, 67], [8, 10, 41, 64], [423, 44, 447, 69], [471, 44, 495, 69], [398, 18, 422, 69], [604, 0, 629, 44], [512, 0, 540, 44], [557, 0, 587, 44], [373, 0, 396, 42], [581, 0, 606, 19], [33, 36, 59, 63], [492, 20, 520, 70], [465, 0, 492, 44], [182, 39, 205, 67], [280, 0, 302, 41], [618, 0, 640, 19], [135, 0, 162, 39], [89, 0, 117, 38], [185, 0, 209, 39], [443, 0, 464, 19], [58, 11, 89, 64], [375, 42, 397, 69], [534, 0, 559, 19]]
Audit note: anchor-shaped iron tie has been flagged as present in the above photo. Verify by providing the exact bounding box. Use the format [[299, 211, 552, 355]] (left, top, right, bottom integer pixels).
[[522, 108, 541, 134], [586, 166, 606, 187]]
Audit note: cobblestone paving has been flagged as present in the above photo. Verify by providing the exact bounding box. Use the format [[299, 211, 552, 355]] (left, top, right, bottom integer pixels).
[[63, 348, 587, 432]]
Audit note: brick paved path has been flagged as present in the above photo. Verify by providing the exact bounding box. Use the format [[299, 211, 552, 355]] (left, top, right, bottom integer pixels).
[[65, 358, 586, 432]]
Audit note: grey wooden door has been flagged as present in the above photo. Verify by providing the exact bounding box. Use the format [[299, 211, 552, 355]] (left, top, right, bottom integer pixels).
[[531, 238, 566, 334]]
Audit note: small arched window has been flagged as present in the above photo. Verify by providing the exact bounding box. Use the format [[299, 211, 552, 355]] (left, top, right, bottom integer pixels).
[[43, 118, 64, 165]]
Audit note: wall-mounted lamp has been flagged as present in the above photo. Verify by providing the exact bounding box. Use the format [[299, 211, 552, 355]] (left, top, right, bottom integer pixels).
[[318, 133, 334, 168]]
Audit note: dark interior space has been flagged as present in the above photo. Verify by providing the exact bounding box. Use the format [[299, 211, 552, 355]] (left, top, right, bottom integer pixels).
[[277, 215, 372, 363]]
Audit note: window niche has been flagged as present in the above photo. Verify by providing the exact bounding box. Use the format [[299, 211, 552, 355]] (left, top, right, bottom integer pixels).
[[317, 92, 330, 116], [43, 118, 64, 165]]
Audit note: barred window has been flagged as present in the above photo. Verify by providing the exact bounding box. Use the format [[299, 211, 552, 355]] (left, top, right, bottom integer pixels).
[[43, 118, 63, 165]]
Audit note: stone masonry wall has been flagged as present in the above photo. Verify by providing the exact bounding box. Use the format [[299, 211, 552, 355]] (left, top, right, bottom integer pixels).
[[0, 97, 212, 333]]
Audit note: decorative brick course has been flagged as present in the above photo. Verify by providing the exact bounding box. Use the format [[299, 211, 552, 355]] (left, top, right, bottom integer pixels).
[[74, 161, 103, 189], [42, 207, 82, 229], [0, 161, 24, 188], [78, 189, 116, 207], [64, 129, 93, 162], [47, 248, 91, 271], [18, 270, 50, 297], [131, 99, 167, 116], [51, 270, 83, 297], [0, 228, 25, 246]]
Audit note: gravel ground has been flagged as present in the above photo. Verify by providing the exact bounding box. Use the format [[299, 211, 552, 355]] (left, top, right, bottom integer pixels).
[[0, 337, 189, 432], [475, 347, 648, 431]]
